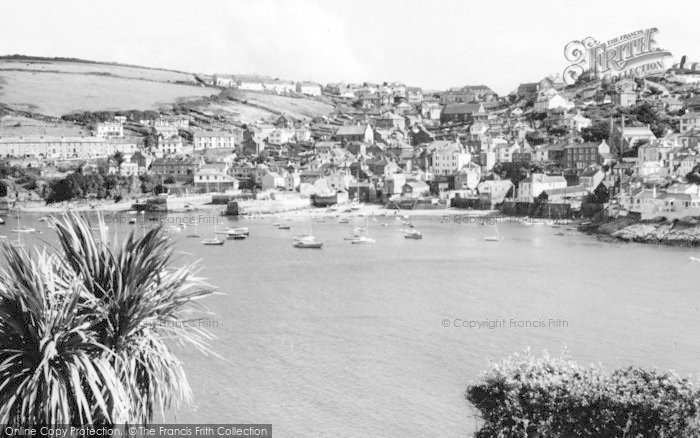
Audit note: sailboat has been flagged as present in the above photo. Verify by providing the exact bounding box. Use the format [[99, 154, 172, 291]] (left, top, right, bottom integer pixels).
[[293, 211, 323, 248], [484, 223, 500, 242], [11, 209, 25, 248], [202, 224, 224, 245], [403, 203, 422, 239], [350, 217, 375, 244], [404, 228, 422, 239]]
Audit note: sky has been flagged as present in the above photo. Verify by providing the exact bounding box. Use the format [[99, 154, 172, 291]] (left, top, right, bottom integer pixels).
[[0, 0, 697, 95]]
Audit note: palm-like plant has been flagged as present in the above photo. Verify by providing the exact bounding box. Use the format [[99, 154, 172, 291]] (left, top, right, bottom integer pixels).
[[0, 212, 215, 425]]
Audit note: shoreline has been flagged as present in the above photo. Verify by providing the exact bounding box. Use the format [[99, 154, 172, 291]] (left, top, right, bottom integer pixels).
[[580, 216, 700, 248]]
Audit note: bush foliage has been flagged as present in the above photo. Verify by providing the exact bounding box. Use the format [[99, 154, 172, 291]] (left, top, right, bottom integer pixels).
[[0, 213, 215, 424], [466, 352, 700, 437]]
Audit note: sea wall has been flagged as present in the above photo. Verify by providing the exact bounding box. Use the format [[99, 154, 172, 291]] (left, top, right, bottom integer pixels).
[[501, 201, 573, 219]]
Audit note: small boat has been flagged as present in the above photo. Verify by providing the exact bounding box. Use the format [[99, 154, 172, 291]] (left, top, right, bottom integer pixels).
[[226, 230, 247, 240], [293, 237, 324, 248], [351, 236, 376, 244], [127, 211, 137, 215], [343, 233, 361, 241], [12, 227, 36, 233], [554, 232, 565, 236], [404, 229, 423, 240], [38, 216, 48, 222], [338, 218, 350, 224], [278, 224, 291, 230], [164, 226, 181, 233], [202, 238, 225, 246], [128, 218, 137, 224], [0, 217, 5, 225]]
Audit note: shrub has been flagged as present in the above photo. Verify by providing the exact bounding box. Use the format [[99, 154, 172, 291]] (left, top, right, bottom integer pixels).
[[0, 213, 215, 424], [466, 352, 700, 437]]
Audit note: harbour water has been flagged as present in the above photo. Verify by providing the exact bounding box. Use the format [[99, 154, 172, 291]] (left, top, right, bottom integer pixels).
[[8, 212, 700, 437]]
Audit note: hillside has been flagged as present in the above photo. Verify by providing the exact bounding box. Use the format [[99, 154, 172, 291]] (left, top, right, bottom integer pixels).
[[197, 89, 336, 123], [0, 56, 337, 124], [0, 58, 217, 117]]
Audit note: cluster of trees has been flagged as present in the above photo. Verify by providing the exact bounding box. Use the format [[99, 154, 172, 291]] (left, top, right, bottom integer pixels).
[[45, 167, 171, 204], [61, 109, 161, 125]]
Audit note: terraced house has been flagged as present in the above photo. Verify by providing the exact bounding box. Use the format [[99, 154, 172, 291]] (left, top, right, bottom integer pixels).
[[193, 130, 236, 150], [0, 135, 136, 159]]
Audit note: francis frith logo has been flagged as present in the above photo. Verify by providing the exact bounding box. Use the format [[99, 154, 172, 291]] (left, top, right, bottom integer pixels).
[[563, 28, 673, 85]]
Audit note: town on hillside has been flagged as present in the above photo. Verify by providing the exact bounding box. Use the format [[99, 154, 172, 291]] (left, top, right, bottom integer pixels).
[[2, 61, 700, 222]]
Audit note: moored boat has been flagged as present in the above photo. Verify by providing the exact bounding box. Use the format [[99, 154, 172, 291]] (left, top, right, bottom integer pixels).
[[350, 236, 376, 244], [202, 238, 225, 245], [404, 229, 423, 239], [226, 230, 247, 240], [294, 240, 323, 249]]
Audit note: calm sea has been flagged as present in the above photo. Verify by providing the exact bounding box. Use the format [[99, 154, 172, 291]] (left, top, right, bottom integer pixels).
[[8, 212, 700, 437]]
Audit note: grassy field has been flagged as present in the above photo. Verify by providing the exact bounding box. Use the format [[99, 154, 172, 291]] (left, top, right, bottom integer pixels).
[[0, 69, 218, 117], [201, 90, 336, 123], [0, 58, 336, 123], [0, 59, 197, 83], [0, 115, 86, 137]]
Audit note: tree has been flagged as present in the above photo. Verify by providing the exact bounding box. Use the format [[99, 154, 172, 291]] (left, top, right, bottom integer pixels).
[[0, 213, 214, 425], [581, 120, 611, 142], [111, 151, 125, 171]]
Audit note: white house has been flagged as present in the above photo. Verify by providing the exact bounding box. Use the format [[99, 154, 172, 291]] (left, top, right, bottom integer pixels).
[[494, 142, 520, 163], [264, 80, 295, 94], [284, 171, 301, 191], [534, 90, 575, 112], [194, 168, 239, 192], [430, 140, 472, 175], [454, 162, 482, 190], [261, 171, 286, 190], [193, 131, 236, 150], [268, 129, 295, 145], [96, 121, 124, 138], [296, 82, 322, 96], [517, 173, 567, 202], [156, 136, 185, 156], [325, 170, 352, 191]]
